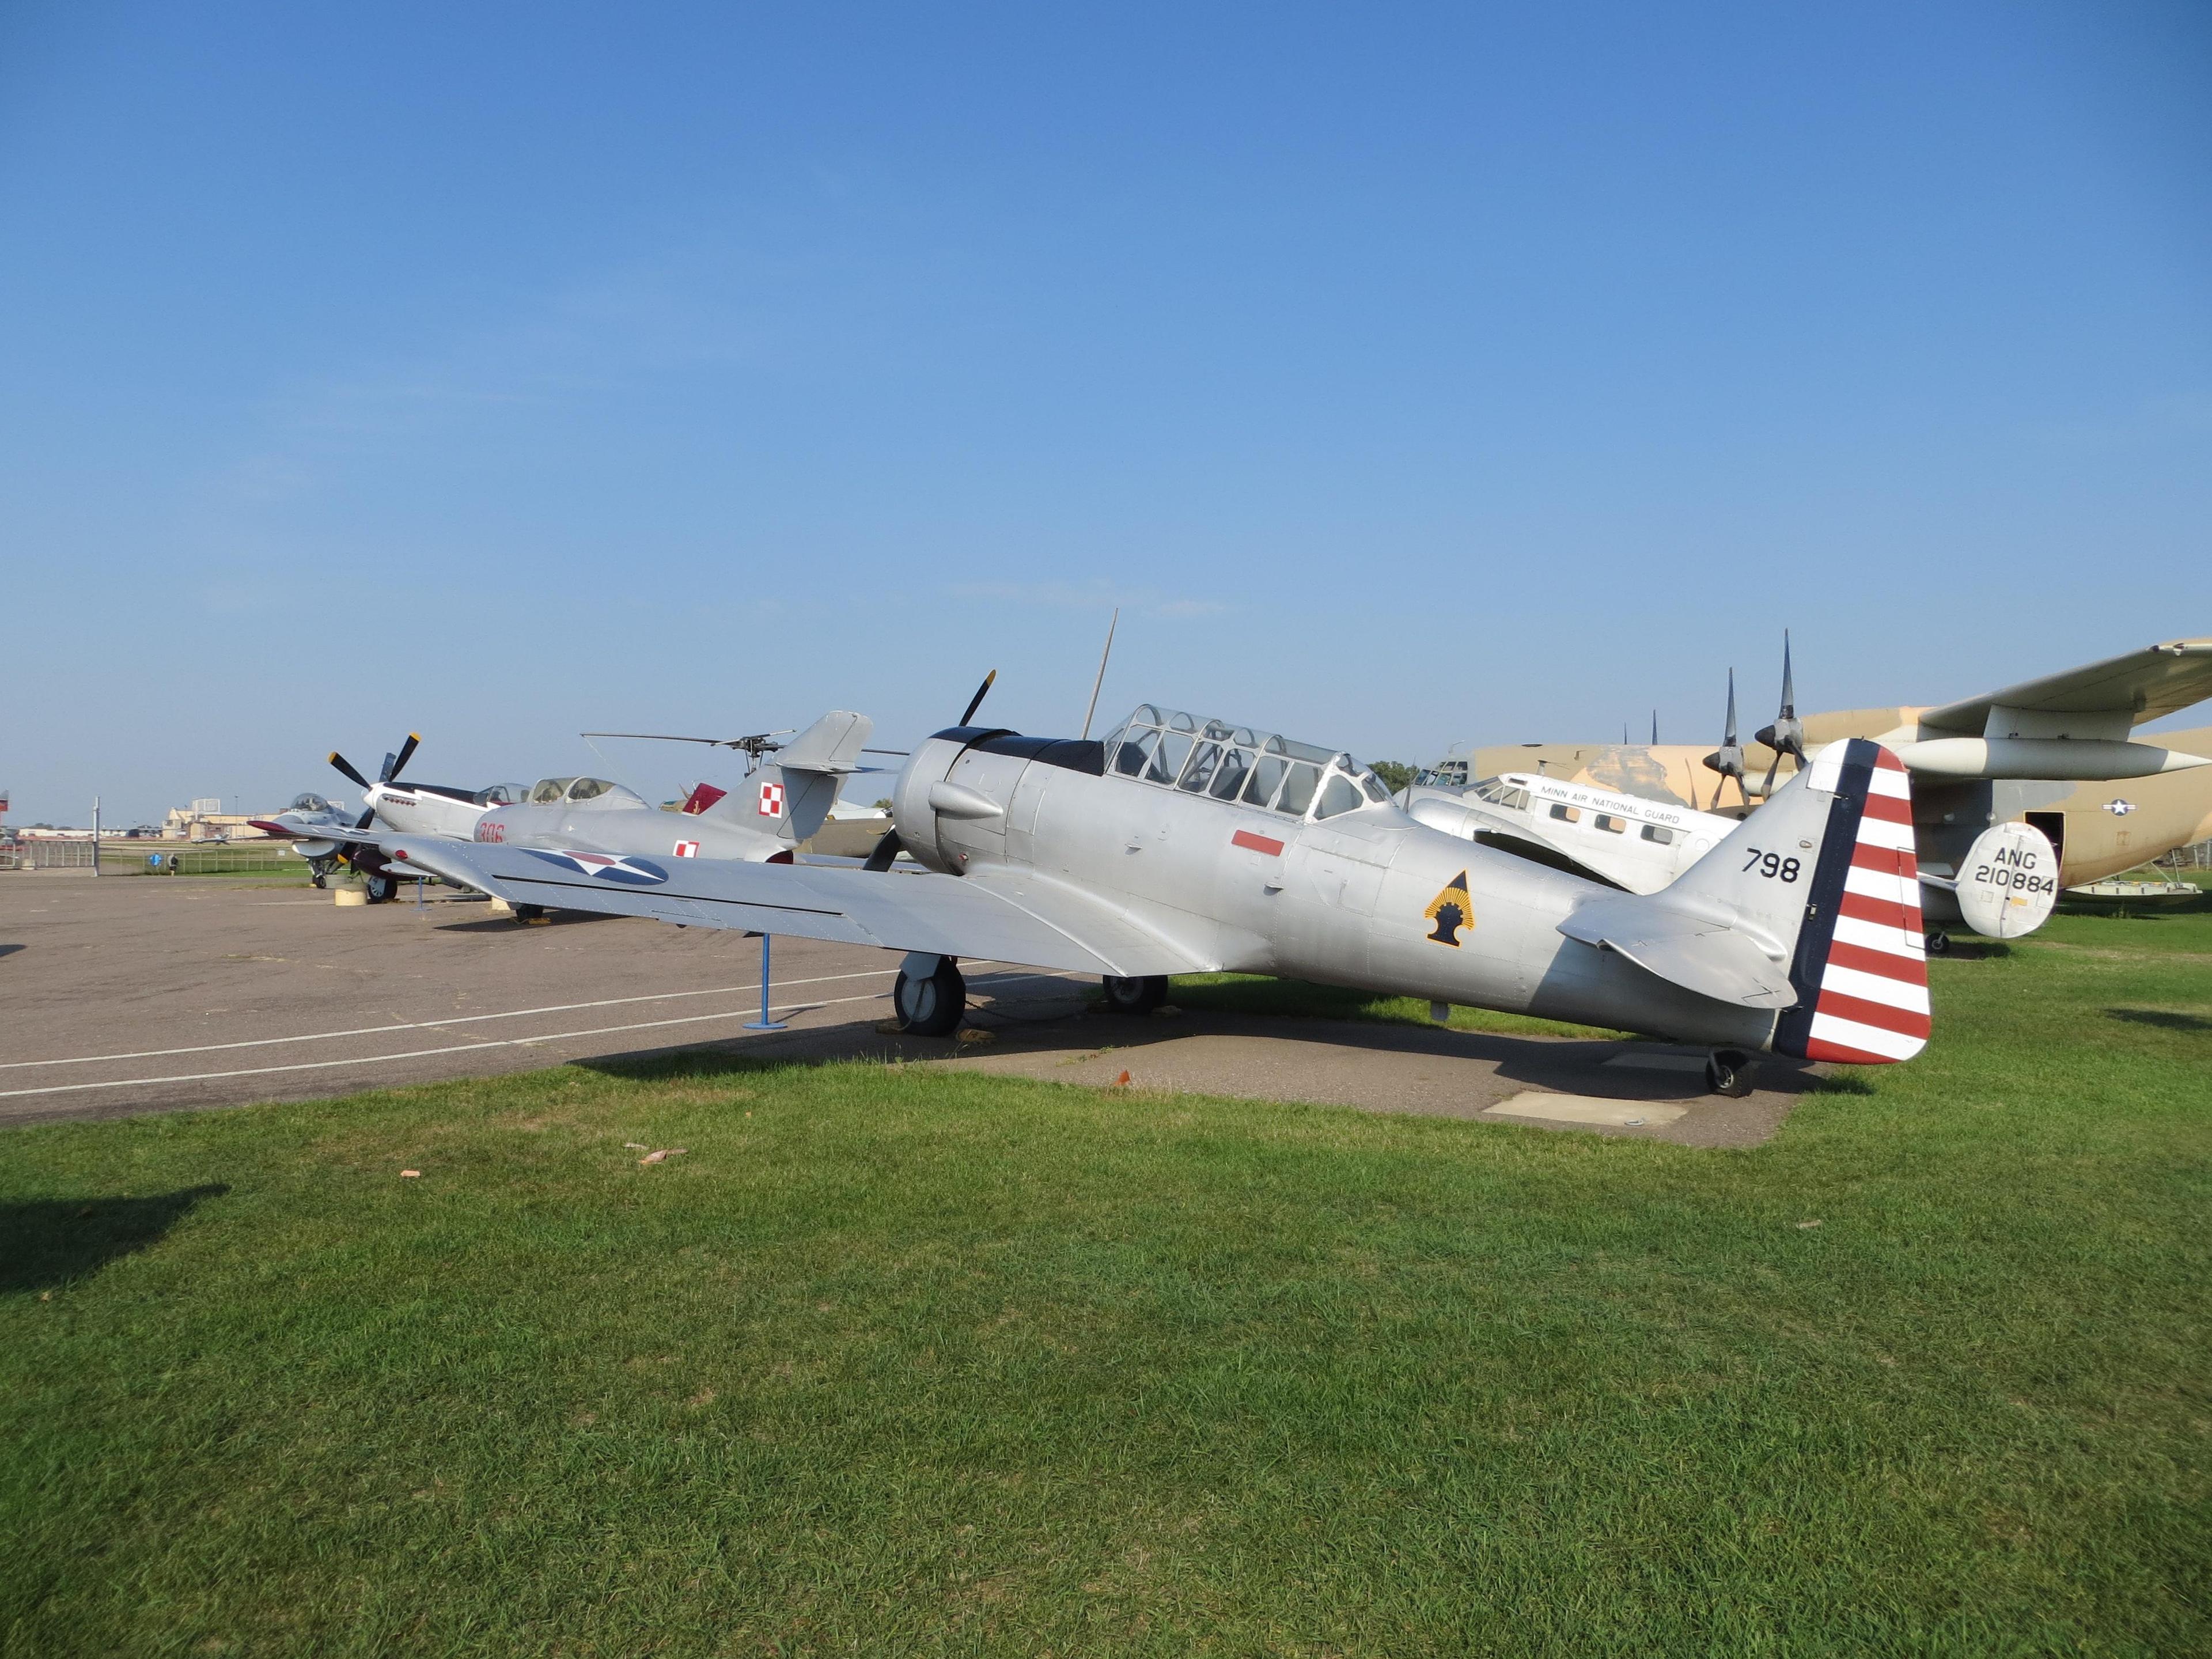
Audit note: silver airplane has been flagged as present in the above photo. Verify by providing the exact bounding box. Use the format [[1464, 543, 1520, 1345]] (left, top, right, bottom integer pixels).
[[281, 713, 880, 910], [255, 734, 526, 900], [376, 691, 1932, 1096]]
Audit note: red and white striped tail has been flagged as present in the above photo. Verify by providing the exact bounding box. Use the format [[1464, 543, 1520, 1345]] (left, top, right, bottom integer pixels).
[[1775, 741, 1930, 1065]]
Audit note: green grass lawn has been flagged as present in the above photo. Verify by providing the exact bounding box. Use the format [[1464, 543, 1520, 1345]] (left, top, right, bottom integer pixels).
[[3, 906, 2207, 1655]]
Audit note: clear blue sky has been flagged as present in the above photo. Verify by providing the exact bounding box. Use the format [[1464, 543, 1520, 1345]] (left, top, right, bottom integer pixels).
[[5, 2, 2207, 824]]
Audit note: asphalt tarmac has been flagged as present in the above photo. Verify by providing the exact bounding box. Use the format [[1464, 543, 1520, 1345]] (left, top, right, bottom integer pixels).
[[2, 874, 1820, 1145]]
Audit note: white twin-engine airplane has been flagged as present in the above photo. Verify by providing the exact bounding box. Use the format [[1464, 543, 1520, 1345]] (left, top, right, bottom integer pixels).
[[381, 691, 1933, 1097]]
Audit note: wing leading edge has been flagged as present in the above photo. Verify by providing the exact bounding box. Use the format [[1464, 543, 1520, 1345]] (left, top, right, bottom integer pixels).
[[388, 837, 1209, 979]]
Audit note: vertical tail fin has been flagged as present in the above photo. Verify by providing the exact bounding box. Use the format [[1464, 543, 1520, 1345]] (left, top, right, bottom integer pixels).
[[1771, 740, 1929, 1063]]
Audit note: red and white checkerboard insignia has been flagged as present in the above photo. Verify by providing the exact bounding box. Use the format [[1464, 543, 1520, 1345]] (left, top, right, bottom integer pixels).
[[757, 781, 785, 817], [1803, 744, 1929, 1065], [672, 840, 700, 858]]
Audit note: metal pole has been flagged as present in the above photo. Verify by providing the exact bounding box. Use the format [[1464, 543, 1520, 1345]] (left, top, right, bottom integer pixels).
[[745, 933, 787, 1031], [92, 797, 100, 876]]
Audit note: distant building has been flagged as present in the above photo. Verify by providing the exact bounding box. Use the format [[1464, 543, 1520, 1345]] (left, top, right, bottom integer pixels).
[[161, 804, 279, 842]]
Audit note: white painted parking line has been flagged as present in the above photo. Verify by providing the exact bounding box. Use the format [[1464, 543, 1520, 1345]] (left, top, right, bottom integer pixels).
[[0, 964, 1099, 1101], [0, 969, 901, 1069], [0, 991, 900, 1100]]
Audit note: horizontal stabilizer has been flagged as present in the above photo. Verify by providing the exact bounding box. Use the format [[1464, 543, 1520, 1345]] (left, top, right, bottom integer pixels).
[[1558, 896, 1795, 1007], [1555, 738, 1931, 1064]]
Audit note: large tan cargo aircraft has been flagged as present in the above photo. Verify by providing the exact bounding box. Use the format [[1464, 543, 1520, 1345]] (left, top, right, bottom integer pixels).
[[1442, 639, 2212, 890]]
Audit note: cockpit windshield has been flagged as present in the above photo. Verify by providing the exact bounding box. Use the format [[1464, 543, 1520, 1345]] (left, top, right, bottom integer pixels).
[[1414, 759, 1471, 790], [529, 778, 575, 805], [1096, 706, 1396, 821], [288, 792, 333, 813], [475, 783, 525, 806]]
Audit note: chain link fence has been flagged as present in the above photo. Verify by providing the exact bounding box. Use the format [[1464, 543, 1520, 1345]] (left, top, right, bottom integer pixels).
[[1, 840, 310, 877], [2156, 839, 2212, 872]]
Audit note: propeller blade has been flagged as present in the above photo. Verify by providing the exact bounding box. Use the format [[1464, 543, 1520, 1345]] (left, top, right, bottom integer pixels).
[[959, 669, 998, 728], [1760, 751, 1782, 798], [861, 830, 904, 872], [354, 807, 376, 831], [1724, 669, 1738, 745], [378, 752, 399, 784], [1651, 710, 1659, 746], [388, 733, 420, 781], [1778, 629, 1794, 718], [329, 751, 372, 790]]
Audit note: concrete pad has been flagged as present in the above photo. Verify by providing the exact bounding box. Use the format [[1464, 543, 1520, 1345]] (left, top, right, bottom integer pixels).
[[1484, 1093, 1690, 1128], [940, 1013, 1816, 1147]]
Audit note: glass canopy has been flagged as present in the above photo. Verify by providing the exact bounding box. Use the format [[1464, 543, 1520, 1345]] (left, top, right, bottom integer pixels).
[[1096, 706, 1395, 821]]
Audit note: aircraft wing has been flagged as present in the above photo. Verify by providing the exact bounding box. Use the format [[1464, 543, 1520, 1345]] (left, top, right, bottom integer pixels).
[[387, 836, 1210, 978], [1918, 638, 2212, 732], [253, 814, 386, 844]]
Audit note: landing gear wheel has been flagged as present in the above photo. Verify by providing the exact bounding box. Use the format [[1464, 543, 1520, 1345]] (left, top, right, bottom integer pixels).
[[1923, 929, 1951, 956], [513, 903, 547, 924], [310, 869, 327, 891], [361, 870, 396, 904], [893, 959, 967, 1037], [1102, 974, 1168, 1016], [1705, 1048, 1755, 1099]]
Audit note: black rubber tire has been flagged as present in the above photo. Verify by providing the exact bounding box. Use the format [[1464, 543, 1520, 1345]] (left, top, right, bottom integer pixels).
[[1923, 930, 1951, 955], [1705, 1048, 1755, 1098], [362, 872, 396, 904], [1102, 974, 1168, 1016], [513, 903, 546, 923], [894, 960, 966, 1037]]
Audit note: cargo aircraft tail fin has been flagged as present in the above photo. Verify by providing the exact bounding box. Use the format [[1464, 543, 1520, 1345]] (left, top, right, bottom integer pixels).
[[1558, 738, 1929, 1062]]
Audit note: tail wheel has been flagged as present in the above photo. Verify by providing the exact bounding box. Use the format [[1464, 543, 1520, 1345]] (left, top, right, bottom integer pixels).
[[1923, 930, 1951, 955], [1102, 975, 1168, 1016], [1705, 1048, 1755, 1098], [893, 959, 966, 1037]]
